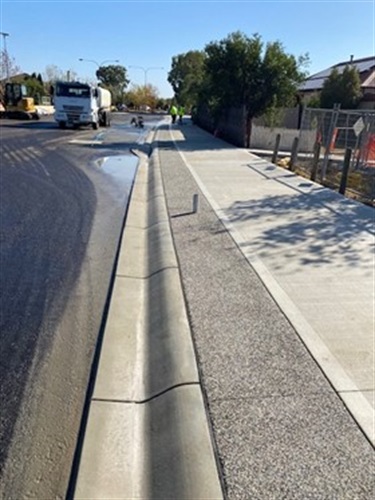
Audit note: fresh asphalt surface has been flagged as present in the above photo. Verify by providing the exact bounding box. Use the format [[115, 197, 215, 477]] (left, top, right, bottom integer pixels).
[[0, 113, 155, 499], [156, 122, 374, 498]]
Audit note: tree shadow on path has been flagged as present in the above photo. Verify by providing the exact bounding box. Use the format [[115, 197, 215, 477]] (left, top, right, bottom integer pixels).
[[225, 189, 374, 271]]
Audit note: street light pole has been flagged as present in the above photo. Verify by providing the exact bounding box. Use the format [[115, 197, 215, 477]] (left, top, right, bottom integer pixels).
[[0, 32, 10, 81], [129, 65, 164, 86]]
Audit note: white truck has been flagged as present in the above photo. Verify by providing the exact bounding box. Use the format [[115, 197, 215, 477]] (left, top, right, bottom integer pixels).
[[54, 81, 111, 129]]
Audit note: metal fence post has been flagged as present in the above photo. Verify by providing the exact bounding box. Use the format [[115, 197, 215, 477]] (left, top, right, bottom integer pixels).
[[339, 148, 352, 195], [272, 133, 281, 164], [289, 137, 299, 171], [310, 141, 321, 182], [321, 103, 341, 182], [298, 103, 306, 130]]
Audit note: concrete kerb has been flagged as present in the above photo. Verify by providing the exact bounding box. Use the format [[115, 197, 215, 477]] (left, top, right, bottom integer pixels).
[[73, 133, 223, 498]]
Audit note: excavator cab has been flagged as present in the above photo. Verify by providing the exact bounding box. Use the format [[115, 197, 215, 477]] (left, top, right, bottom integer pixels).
[[2, 83, 39, 120]]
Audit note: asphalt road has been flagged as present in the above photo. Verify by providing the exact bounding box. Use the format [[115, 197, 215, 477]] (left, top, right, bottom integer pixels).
[[0, 113, 156, 499]]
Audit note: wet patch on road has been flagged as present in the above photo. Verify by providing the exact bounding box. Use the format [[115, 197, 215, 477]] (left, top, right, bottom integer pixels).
[[95, 154, 138, 187]]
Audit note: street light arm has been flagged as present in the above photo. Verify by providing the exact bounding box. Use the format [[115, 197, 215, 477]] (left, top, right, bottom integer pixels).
[[78, 58, 120, 70], [78, 58, 99, 67], [129, 65, 165, 86], [145, 66, 164, 71], [100, 59, 120, 66], [129, 65, 145, 70]]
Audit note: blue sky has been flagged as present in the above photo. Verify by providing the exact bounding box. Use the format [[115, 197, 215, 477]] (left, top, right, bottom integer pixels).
[[1, 0, 374, 97]]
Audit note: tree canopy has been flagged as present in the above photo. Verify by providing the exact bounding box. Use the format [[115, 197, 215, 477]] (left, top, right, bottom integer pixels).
[[201, 31, 308, 145], [0, 50, 21, 80], [167, 50, 206, 107], [169, 31, 308, 146], [320, 65, 362, 109], [96, 65, 129, 105], [43, 64, 78, 84], [124, 83, 159, 109], [23, 74, 45, 103]]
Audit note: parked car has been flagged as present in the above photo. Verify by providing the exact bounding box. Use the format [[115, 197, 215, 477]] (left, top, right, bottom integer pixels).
[[117, 104, 128, 112]]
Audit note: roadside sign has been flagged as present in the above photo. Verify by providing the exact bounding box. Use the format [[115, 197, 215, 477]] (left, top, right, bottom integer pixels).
[[353, 117, 365, 137]]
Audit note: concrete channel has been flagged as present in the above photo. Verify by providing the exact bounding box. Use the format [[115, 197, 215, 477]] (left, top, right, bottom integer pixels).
[[72, 132, 223, 499]]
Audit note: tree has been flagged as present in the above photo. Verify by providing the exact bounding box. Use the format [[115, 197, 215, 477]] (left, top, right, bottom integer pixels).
[[199, 31, 308, 147], [96, 64, 129, 105], [320, 65, 362, 109], [168, 50, 206, 107], [23, 74, 45, 103], [155, 97, 170, 110], [0, 50, 21, 80], [124, 84, 159, 109], [305, 93, 321, 108], [44, 64, 78, 84]]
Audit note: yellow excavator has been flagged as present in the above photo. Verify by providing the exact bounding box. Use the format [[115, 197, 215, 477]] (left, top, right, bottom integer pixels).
[[0, 82, 39, 120]]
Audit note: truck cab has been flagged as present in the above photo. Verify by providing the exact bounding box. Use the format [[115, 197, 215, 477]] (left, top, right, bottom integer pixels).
[[54, 81, 111, 129]]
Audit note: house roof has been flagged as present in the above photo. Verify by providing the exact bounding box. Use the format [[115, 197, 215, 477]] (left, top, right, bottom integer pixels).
[[0, 73, 30, 84], [299, 56, 375, 92]]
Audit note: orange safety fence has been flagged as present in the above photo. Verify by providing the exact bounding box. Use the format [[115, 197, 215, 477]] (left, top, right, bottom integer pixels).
[[315, 127, 339, 152], [363, 134, 375, 167], [329, 128, 338, 152]]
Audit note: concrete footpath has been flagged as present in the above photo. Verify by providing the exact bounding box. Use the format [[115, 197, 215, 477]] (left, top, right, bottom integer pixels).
[[74, 119, 374, 499]]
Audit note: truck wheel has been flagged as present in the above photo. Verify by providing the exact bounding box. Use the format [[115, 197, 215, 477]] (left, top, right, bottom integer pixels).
[[92, 122, 98, 130], [58, 121, 66, 129], [101, 112, 108, 127]]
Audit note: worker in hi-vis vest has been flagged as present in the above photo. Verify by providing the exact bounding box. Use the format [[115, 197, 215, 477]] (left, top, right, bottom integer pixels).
[[170, 104, 178, 124], [178, 104, 185, 124]]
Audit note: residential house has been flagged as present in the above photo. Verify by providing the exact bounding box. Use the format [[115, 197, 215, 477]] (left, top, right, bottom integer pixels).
[[299, 56, 375, 109]]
